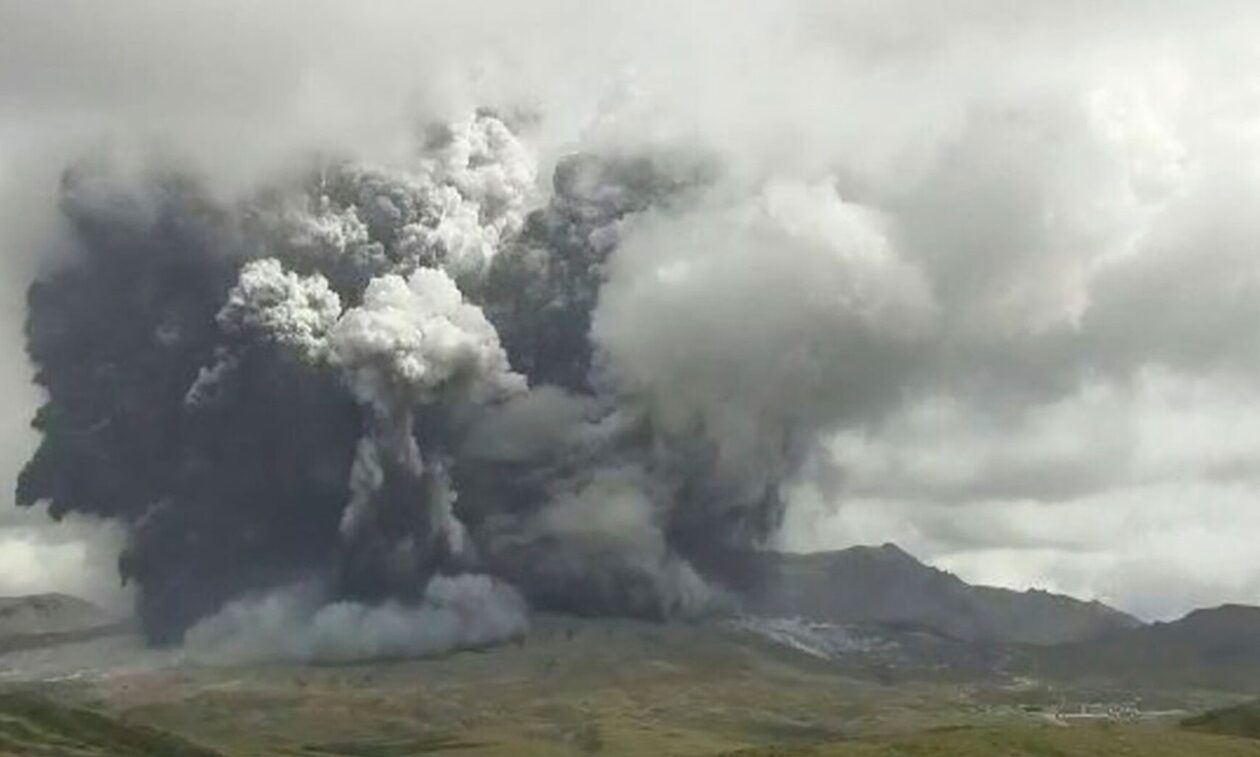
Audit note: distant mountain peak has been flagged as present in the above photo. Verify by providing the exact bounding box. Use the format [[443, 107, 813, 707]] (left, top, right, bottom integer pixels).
[[1179, 603, 1260, 619], [866, 542, 919, 561], [1160, 603, 1260, 634]]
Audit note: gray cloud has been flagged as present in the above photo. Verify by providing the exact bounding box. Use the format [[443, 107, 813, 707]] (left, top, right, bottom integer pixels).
[[4, 0, 1260, 628]]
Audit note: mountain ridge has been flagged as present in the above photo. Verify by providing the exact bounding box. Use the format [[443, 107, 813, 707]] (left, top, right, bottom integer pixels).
[[1024, 602, 1260, 690], [717, 543, 1142, 646]]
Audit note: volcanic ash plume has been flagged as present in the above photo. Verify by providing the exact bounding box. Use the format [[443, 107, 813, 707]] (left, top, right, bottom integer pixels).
[[16, 112, 927, 658]]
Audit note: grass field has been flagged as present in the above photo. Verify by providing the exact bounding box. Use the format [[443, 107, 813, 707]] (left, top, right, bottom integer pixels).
[[720, 724, 1260, 756], [6, 693, 1260, 757]]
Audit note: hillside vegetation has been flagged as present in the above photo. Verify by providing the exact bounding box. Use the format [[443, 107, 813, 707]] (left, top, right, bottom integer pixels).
[[1185, 700, 1260, 740], [0, 692, 221, 756]]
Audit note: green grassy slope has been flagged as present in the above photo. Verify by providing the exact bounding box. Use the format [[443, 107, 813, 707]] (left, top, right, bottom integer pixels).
[[32, 618, 987, 756], [1185, 700, 1260, 740], [0, 691, 222, 756]]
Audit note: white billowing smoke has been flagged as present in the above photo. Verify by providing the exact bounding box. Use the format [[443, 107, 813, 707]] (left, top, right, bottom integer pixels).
[[329, 267, 525, 410], [216, 258, 343, 360], [594, 178, 934, 499], [328, 266, 524, 557], [399, 114, 538, 277], [183, 573, 527, 664], [258, 114, 539, 283]]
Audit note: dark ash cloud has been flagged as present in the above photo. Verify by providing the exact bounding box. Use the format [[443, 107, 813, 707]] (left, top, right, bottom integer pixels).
[[6, 1, 1260, 641]]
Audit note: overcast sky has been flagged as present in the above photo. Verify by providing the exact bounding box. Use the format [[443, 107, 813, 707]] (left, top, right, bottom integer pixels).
[[3, 1, 1260, 620]]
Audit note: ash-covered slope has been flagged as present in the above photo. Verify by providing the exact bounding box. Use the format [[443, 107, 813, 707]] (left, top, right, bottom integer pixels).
[[728, 544, 1140, 646]]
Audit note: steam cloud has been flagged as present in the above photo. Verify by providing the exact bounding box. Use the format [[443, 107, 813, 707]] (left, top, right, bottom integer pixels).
[[183, 574, 527, 664]]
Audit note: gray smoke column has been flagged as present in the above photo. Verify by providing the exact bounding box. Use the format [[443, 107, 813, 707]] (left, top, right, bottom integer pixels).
[[327, 266, 524, 600], [15, 111, 925, 656]]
